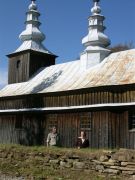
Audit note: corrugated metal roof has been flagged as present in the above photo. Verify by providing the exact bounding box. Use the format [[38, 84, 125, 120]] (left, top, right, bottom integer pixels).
[[0, 49, 135, 97]]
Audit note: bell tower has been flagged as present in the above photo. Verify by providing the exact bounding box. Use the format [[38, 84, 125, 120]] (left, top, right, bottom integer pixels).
[[7, 0, 57, 84], [80, 0, 111, 69]]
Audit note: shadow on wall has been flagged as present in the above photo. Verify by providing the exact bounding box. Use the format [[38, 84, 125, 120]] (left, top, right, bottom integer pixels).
[[31, 70, 63, 93], [17, 119, 44, 146]]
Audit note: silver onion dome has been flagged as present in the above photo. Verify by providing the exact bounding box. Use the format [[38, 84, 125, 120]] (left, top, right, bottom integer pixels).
[[19, 0, 45, 42], [80, 0, 111, 68], [82, 0, 110, 48], [15, 0, 54, 54]]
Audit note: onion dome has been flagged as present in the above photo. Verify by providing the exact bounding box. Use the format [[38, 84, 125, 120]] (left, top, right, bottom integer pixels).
[[80, 0, 111, 68], [15, 0, 53, 54], [82, 0, 110, 49]]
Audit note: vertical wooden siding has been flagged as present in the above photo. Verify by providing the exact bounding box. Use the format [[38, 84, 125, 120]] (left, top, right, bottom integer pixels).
[[0, 111, 134, 149], [2, 89, 135, 110], [44, 113, 80, 147], [44, 111, 135, 149], [8, 53, 30, 84], [0, 114, 44, 145]]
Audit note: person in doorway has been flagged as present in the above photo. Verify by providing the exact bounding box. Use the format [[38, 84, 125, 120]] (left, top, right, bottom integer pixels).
[[76, 131, 89, 149], [46, 126, 60, 147]]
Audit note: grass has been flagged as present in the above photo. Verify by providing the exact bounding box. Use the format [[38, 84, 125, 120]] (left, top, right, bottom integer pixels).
[[0, 144, 126, 180]]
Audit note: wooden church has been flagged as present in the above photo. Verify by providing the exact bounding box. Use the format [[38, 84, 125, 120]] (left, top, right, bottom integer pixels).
[[0, 0, 134, 149]]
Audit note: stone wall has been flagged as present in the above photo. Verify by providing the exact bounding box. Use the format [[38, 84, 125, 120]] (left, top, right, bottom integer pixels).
[[0, 147, 135, 179], [48, 149, 135, 178]]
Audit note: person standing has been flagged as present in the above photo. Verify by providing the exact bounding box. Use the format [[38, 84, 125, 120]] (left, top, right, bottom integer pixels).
[[76, 131, 89, 149], [46, 127, 59, 147]]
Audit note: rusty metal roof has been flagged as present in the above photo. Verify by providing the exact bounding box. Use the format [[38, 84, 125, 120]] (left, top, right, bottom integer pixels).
[[0, 49, 135, 97]]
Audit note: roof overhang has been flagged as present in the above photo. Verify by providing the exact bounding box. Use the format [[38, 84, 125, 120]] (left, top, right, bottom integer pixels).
[[0, 102, 135, 114], [7, 49, 58, 58]]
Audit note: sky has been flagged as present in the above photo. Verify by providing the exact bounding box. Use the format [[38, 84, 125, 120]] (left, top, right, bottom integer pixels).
[[0, 0, 135, 88]]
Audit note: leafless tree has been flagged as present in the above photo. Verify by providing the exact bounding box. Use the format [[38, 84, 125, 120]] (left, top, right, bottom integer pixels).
[[109, 42, 134, 53]]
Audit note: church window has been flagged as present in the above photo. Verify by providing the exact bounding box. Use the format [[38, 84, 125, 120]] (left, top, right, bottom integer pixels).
[[80, 113, 92, 130]]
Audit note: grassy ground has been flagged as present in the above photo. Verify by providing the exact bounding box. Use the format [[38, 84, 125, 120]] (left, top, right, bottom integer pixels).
[[0, 145, 127, 180]]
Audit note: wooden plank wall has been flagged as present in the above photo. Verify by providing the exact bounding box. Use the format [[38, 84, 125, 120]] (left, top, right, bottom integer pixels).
[[0, 111, 134, 149], [92, 112, 109, 148], [44, 111, 135, 149], [8, 51, 56, 85], [0, 114, 44, 145], [1, 89, 135, 110], [43, 113, 80, 147], [8, 53, 30, 84], [29, 53, 55, 79], [0, 115, 17, 144], [0, 88, 135, 149], [108, 111, 128, 148]]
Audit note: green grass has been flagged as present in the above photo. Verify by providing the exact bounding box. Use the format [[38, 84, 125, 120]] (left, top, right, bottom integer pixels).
[[0, 144, 126, 180]]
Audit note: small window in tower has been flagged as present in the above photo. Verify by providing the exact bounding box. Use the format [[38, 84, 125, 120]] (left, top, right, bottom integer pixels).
[[16, 60, 21, 69], [15, 115, 23, 129], [80, 112, 92, 130], [128, 112, 135, 131]]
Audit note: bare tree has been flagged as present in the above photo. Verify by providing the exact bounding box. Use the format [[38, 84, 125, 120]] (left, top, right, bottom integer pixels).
[[109, 42, 134, 53]]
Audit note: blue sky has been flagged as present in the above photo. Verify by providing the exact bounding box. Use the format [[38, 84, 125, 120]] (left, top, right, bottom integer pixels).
[[0, 0, 135, 88]]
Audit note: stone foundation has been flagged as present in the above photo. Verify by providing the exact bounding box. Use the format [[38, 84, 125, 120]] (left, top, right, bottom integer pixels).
[[0, 147, 135, 179], [47, 148, 135, 178]]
